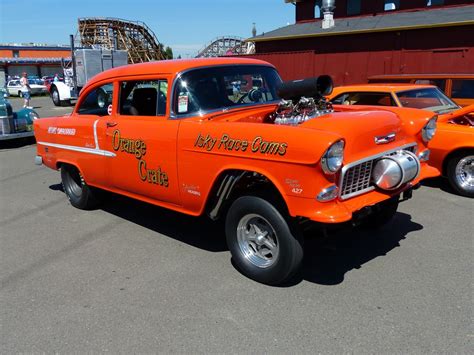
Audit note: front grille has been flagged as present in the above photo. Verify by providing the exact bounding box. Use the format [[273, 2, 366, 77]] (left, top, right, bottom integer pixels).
[[341, 160, 374, 198], [339, 144, 416, 200]]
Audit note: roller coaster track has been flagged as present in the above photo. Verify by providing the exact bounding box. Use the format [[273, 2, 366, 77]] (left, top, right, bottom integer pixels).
[[196, 36, 253, 58], [78, 17, 166, 63]]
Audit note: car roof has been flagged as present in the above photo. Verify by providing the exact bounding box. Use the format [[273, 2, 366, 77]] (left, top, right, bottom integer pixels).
[[369, 74, 474, 80], [88, 57, 275, 85], [331, 83, 435, 94]]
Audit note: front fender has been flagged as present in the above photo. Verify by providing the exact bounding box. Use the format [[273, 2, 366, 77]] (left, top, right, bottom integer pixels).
[[177, 120, 343, 214], [334, 104, 434, 137], [16, 108, 39, 124]]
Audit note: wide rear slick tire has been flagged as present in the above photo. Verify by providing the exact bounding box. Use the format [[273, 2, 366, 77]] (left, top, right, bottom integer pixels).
[[61, 164, 101, 210], [225, 196, 303, 285]]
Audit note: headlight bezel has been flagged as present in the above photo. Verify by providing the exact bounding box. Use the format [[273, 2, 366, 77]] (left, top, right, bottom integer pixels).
[[321, 139, 345, 174], [29, 111, 39, 120], [421, 116, 437, 143]]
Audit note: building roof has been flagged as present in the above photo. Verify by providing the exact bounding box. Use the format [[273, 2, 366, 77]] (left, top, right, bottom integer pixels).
[[0, 44, 70, 51], [251, 5, 474, 42], [0, 57, 68, 65]]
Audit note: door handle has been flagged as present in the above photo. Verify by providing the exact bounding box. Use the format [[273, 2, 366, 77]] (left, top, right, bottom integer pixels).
[[106, 121, 117, 128]]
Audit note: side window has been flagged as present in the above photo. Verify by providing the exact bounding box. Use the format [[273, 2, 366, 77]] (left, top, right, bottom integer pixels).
[[451, 79, 474, 99], [347, 0, 361, 16], [415, 79, 446, 92], [119, 80, 168, 116], [77, 83, 113, 116]]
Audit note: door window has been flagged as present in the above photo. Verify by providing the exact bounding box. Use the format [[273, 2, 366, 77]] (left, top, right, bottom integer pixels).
[[119, 80, 168, 116], [77, 83, 113, 116]]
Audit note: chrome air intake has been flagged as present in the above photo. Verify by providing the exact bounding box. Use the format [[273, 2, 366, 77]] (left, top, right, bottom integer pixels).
[[372, 150, 420, 190]]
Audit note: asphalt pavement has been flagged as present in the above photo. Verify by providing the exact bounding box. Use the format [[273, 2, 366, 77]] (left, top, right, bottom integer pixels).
[[8, 95, 74, 118], [0, 97, 472, 353]]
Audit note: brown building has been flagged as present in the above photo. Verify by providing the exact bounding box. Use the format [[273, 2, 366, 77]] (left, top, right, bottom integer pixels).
[[0, 44, 70, 86], [248, 0, 474, 84]]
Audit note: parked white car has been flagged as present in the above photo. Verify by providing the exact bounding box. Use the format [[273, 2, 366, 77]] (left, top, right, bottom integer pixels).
[[6, 79, 48, 97]]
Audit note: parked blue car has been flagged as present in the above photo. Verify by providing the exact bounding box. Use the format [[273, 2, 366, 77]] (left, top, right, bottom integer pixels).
[[0, 89, 39, 140]]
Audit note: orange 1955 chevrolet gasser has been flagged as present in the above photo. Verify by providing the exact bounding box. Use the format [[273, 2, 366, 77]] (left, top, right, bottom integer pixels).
[[34, 58, 439, 285]]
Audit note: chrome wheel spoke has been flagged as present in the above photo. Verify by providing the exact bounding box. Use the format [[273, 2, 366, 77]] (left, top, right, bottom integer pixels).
[[262, 238, 276, 251], [258, 247, 273, 259], [245, 225, 257, 241]]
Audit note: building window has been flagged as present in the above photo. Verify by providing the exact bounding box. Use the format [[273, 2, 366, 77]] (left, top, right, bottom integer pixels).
[[12, 50, 19, 58], [347, 0, 361, 16], [427, 0, 444, 6], [315, 0, 322, 19], [384, 0, 400, 11]]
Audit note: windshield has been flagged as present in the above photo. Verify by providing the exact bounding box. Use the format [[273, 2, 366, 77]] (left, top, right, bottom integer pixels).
[[396, 87, 459, 113], [173, 65, 281, 116]]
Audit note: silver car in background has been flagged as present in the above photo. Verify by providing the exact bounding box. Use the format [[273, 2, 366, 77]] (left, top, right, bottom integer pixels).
[[6, 79, 48, 97]]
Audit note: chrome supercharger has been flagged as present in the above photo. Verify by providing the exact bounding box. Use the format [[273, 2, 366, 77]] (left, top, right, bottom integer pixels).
[[372, 150, 421, 190]]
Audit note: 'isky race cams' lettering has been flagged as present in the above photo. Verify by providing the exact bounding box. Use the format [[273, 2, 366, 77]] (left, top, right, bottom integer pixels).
[[195, 132, 287, 156]]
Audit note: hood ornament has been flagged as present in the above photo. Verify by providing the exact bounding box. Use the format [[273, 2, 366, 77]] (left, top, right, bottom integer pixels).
[[375, 132, 396, 144]]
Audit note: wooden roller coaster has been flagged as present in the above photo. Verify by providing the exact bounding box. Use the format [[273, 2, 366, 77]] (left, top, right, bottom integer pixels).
[[77, 17, 166, 63]]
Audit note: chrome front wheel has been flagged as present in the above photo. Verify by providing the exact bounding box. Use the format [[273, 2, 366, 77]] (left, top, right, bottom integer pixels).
[[448, 153, 474, 198], [225, 196, 303, 285], [455, 156, 474, 192], [236, 214, 279, 268]]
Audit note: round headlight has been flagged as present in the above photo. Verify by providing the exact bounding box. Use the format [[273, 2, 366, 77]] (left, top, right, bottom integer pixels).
[[29, 111, 39, 120], [422, 116, 437, 142], [321, 140, 345, 174]]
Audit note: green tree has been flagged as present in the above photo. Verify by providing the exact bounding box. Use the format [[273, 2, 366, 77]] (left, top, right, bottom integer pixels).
[[164, 46, 173, 59]]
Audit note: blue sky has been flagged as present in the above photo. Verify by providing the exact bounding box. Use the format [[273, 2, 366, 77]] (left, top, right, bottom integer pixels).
[[0, 0, 295, 58]]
